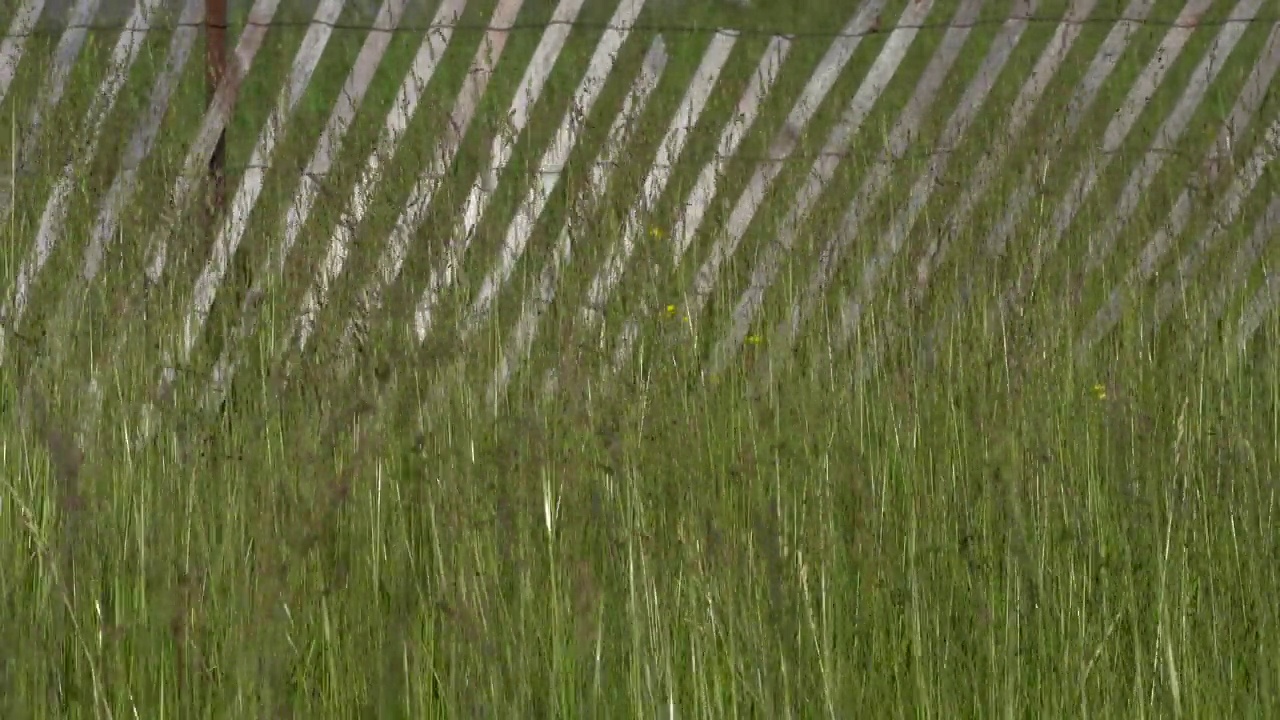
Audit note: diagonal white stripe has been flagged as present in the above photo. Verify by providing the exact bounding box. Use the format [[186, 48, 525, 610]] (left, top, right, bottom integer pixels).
[[338, 0, 592, 361], [287, 0, 507, 358], [488, 36, 669, 407], [610, 34, 792, 378], [0, 0, 169, 367], [203, 0, 422, 408], [418, 0, 648, 345], [576, 30, 740, 343]]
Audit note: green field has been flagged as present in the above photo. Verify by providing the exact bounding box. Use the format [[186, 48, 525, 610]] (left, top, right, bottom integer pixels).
[[1, 0, 1279, 714]]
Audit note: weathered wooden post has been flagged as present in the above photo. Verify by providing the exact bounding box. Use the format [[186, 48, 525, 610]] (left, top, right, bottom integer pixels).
[[206, 0, 228, 215]]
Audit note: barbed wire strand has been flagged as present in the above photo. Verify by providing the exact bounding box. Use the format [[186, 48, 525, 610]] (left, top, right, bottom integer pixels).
[[2, 14, 1277, 40], [195, 143, 1243, 198]]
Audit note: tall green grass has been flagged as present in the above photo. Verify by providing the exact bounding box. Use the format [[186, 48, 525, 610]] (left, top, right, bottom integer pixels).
[[3, 283, 1278, 716], [2, 0, 1279, 715]]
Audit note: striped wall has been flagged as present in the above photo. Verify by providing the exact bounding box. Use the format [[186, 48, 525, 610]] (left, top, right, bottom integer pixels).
[[1, 0, 1277, 433]]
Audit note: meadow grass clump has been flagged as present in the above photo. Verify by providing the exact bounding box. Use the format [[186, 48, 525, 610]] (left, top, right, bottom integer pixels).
[[1, 278, 1277, 716]]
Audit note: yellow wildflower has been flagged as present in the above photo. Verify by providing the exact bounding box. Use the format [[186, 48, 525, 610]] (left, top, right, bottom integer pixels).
[[1091, 383, 1107, 401], [663, 303, 691, 326]]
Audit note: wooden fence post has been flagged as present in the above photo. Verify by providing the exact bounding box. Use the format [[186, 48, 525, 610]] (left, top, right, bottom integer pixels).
[[206, 0, 228, 215]]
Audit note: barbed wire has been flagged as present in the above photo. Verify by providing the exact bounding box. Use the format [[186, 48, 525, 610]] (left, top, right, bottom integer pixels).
[[4, 13, 1278, 40], [206, 143, 1255, 192]]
